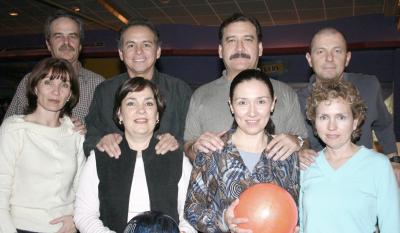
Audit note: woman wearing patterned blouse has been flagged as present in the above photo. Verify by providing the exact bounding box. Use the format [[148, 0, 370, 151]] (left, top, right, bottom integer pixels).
[[184, 69, 299, 233]]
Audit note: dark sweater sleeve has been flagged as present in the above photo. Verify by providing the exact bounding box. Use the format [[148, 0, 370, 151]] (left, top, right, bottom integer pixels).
[[369, 78, 397, 154], [83, 86, 105, 156]]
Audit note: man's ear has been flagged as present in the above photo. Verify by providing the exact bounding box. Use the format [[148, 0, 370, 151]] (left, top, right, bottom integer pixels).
[[46, 40, 52, 53], [218, 44, 223, 59], [345, 51, 351, 67], [118, 49, 124, 62], [156, 46, 161, 59], [306, 52, 313, 68]]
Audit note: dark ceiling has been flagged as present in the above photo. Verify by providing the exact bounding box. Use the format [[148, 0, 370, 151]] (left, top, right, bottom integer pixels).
[[0, 0, 399, 36]]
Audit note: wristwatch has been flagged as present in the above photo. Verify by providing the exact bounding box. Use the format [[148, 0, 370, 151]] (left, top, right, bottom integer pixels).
[[296, 136, 304, 148], [389, 155, 400, 163]]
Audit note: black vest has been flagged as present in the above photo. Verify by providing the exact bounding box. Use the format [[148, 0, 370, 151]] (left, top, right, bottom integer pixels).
[[95, 136, 183, 233]]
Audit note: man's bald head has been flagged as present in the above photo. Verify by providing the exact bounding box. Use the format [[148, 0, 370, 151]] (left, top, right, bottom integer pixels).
[[309, 27, 348, 53]]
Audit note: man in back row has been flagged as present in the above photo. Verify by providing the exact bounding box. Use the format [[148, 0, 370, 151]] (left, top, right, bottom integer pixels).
[[184, 13, 308, 161], [297, 27, 400, 183], [83, 18, 192, 157], [5, 11, 104, 122]]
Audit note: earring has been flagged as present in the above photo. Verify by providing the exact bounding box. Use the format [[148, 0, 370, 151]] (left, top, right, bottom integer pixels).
[[119, 119, 123, 125], [156, 119, 159, 124]]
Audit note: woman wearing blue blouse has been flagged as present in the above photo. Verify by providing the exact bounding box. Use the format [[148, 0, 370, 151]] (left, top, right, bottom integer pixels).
[[300, 80, 400, 233]]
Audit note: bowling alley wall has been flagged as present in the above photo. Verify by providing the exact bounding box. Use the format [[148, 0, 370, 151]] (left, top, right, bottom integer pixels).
[[0, 13, 400, 140]]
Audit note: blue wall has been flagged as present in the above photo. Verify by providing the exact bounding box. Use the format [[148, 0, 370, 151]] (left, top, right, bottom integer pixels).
[[0, 14, 399, 139]]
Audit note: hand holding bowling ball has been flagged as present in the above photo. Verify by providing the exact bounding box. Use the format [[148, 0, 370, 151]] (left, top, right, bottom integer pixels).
[[233, 183, 298, 233], [224, 199, 252, 233]]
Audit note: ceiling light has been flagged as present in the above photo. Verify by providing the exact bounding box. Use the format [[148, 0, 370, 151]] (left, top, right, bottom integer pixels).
[[97, 0, 128, 24], [9, 11, 19, 16], [72, 6, 80, 12]]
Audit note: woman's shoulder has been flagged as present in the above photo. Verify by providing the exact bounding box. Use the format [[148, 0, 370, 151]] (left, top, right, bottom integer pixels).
[[1, 115, 76, 137], [357, 146, 390, 167], [300, 150, 325, 176], [0, 115, 30, 133], [59, 115, 75, 129], [49, 116, 78, 137]]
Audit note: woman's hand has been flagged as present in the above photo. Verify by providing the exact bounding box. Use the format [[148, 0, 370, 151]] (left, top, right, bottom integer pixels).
[[224, 199, 252, 233], [49, 215, 77, 233]]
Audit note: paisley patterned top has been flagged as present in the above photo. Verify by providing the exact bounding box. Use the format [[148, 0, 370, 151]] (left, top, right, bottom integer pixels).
[[184, 128, 299, 233]]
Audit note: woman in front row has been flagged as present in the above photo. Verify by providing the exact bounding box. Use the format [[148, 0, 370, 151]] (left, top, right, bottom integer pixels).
[[300, 80, 400, 233], [0, 58, 84, 233], [185, 69, 299, 233], [74, 77, 195, 233]]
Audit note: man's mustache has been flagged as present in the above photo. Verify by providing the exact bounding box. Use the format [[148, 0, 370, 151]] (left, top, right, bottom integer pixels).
[[59, 44, 75, 51], [229, 52, 251, 60]]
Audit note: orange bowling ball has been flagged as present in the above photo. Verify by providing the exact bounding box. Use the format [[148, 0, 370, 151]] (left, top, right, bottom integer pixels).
[[234, 183, 297, 233]]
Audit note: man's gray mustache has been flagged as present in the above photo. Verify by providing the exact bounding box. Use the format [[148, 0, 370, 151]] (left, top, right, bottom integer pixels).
[[59, 45, 75, 51]]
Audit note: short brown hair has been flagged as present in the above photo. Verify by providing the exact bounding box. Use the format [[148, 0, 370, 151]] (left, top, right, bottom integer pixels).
[[25, 57, 79, 117], [306, 80, 366, 141], [113, 77, 165, 131], [219, 13, 262, 43], [117, 18, 160, 49]]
